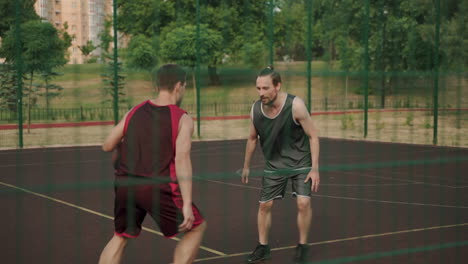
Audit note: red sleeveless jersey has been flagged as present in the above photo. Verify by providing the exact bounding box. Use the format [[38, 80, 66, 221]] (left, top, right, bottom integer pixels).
[[116, 100, 187, 181]]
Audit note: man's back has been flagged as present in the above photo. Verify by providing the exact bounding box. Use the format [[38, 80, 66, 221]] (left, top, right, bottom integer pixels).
[[116, 100, 186, 178]]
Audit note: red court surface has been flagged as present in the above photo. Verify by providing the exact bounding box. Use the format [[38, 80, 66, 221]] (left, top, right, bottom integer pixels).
[[0, 138, 467, 263]]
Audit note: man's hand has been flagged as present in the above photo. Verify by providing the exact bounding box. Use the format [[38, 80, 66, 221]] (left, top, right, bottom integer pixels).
[[241, 168, 250, 184], [111, 147, 120, 169], [178, 204, 194, 232], [304, 169, 320, 192]]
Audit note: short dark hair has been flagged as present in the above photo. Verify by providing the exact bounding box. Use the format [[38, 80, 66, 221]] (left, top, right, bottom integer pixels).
[[154, 64, 186, 91], [257, 65, 281, 86]]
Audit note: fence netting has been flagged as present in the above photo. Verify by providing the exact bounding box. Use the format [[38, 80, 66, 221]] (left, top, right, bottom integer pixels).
[[0, 1, 466, 264]]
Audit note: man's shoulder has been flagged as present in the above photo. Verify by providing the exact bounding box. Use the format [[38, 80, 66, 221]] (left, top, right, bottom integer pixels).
[[171, 104, 188, 115]]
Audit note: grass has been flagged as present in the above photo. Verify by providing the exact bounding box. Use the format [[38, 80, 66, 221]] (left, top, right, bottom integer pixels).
[[17, 61, 467, 117], [42, 61, 334, 108]]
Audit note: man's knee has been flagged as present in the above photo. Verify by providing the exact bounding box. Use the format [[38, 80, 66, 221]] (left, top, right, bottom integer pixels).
[[113, 234, 129, 246], [297, 198, 311, 212], [192, 221, 207, 233], [259, 200, 274, 213]]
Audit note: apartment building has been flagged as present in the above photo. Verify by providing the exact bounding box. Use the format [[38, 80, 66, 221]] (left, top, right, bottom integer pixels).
[[34, 0, 112, 64]]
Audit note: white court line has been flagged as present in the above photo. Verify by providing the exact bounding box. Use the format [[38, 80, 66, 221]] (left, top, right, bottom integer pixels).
[[342, 170, 459, 189], [242, 168, 457, 188], [192, 222, 468, 263], [246, 176, 418, 187], [0, 180, 226, 257], [202, 179, 468, 209], [364, 168, 467, 188], [0, 159, 105, 168], [0, 145, 101, 154]]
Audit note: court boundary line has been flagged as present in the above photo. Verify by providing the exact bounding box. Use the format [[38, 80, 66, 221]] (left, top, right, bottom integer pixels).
[[192, 222, 468, 263], [342, 170, 460, 189], [202, 179, 468, 209], [247, 177, 420, 187], [241, 164, 463, 189], [307, 240, 468, 264], [0, 180, 226, 257]]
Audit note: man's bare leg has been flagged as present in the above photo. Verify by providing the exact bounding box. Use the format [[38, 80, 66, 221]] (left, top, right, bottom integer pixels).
[[258, 200, 274, 244], [173, 221, 207, 264], [98, 234, 128, 264], [296, 196, 312, 244]]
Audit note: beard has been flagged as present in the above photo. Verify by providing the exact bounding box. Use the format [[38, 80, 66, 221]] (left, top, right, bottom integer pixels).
[[261, 93, 277, 106]]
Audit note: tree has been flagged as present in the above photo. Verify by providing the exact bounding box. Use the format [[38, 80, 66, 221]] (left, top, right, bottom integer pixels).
[[116, 0, 272, 83], [98, 17, 113, 60], [160, 23, 223, 88], [0, 20, 69, 131], [78, 40, 97, 63], [38, 71, 64, 117], [126, 34, 157, 70], [0, 0, 39, 38], [0, 64, 19, 112], [160, 23, 222, 111], [101, 54, 127, 108]]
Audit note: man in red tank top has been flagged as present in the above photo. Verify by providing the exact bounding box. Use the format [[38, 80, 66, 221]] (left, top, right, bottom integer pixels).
[[98, 64, 206, 264]]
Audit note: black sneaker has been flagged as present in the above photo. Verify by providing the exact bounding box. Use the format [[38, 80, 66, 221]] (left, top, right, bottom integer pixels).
[[246, 243, 271, 263], [293, 244, 309, 264]]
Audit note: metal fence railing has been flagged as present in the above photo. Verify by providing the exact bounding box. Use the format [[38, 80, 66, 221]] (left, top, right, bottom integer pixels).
[[2, 97, 465, 124]]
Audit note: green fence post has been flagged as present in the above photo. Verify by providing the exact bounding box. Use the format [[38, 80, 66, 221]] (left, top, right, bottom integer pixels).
[[112, 0, 119, 125], [432, 0, 440, 145], [268, 0, 275, 66], [306, 0, 312, 112], [14, 0, 24, 148], [196, 0, 201, 137], [363, 0, 370, 138]]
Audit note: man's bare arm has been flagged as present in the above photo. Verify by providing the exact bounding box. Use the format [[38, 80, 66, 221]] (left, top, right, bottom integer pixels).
[[102, 112, 129, 152], [242, 120, 258, 184], [175, 114, 195, 231], [293, 97, 320, 191]]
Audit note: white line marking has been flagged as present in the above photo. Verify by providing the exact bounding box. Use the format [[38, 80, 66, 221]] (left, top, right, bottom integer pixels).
[[0, 180, 226, 257], [192, 222, 468, 262], [0, 159, 105, 168], [202, 179, 468, 209]]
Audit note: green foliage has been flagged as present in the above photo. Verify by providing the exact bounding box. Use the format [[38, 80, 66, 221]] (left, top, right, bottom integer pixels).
[[405, 112, 414, 127], [37, 71, 64, 111], [0, 20, 68, 74], [126, 35, 157, 70], [0, 0, 39, 38], [239, 39, 268, 69], [78, 40, 97, 62], [99, 17, 113, 56], [341, 114, 355, 130], [160, 24, 223, 68], [117, 0, 174, 37], [101, 55, 127, 107], [0, 64, 19, 111], [0, 20, 69, 129]]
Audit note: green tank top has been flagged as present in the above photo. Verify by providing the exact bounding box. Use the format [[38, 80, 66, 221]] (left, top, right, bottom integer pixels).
[[252, 93, 311, 171]]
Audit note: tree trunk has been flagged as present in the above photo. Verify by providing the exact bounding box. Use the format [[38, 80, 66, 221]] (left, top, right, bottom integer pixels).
[[345, 74, 349, 109], [380, 72, 385, 108], [45, 78, 50, 119], [28, 71, 34, 133], [208, 66, 220, 85]]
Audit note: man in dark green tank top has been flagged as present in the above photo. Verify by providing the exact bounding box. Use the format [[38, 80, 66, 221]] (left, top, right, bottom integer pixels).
[[242, 67, 320, 264]]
